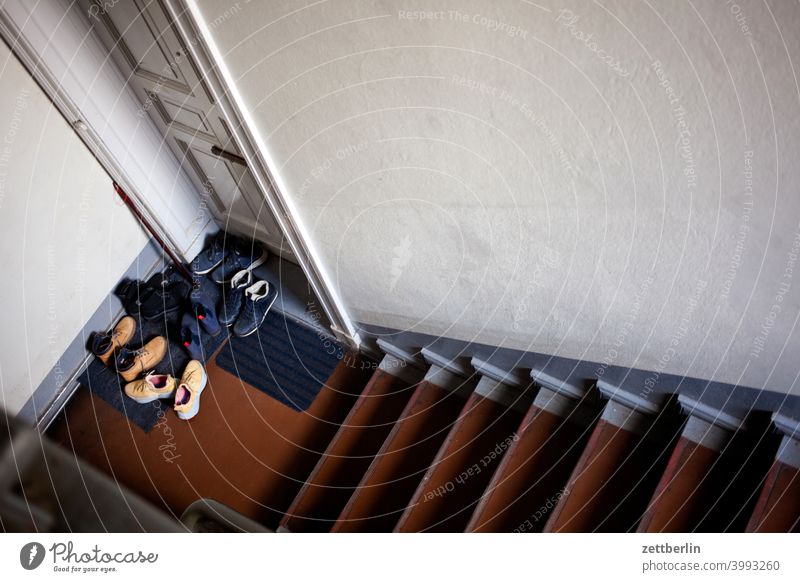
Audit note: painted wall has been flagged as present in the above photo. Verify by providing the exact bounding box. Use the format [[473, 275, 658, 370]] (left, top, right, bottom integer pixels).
[[0, 40, 147, 416], [191, 0, 800, 396]]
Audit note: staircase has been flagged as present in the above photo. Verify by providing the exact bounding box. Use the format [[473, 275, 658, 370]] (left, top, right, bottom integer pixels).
[[273, 347, 800, 533]]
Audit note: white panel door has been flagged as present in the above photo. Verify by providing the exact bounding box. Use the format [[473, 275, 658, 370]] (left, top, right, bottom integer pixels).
[[81, 0, 293, 260]]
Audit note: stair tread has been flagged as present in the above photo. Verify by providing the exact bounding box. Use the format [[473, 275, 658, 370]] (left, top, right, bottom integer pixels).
[[395, 392, 523, 532], [747, 459, 800, 532], [695, 418, 780, 532], [467, 404, 591, 532], [256, 355, 374, 526], [544, 407, 679, 533], [280, 368, 416, 532], [638, 436, 722, 532], [333, 380, 467, 532]]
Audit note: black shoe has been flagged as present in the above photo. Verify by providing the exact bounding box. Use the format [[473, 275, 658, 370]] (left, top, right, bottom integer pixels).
[[115, 268, 191, 323], [114, 276, 158, 317], [219, 269, 252, 327], [140, 275, 187, 321], [211, 239, 268, 284], [233, 280, 277, 337]]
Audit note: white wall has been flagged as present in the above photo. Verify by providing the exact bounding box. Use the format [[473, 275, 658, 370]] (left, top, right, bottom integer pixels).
[[0, 40, 147, 415], [191, 0, 800, 396]]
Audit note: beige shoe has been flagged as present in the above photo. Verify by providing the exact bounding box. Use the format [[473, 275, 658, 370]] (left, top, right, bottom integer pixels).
[[91, 316, 137, 366], [124, 372, 176, 404], [174, 360, 208, 420], [116, 336, 168, 382]]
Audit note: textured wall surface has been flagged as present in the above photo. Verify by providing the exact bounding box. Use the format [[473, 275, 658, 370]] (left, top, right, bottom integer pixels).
[[191, 0, 800, 396], [0, 41, 147, 415]]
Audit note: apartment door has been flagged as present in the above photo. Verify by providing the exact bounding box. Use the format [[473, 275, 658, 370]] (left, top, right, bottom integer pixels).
[[81, 0, 294, 261]]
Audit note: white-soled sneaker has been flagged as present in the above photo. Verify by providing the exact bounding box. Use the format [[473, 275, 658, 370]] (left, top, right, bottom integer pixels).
[[174, 360, 208, 420]]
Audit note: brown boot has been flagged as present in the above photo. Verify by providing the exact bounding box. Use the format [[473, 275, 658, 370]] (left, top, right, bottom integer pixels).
[[90, 316, 137, 366], [116, 336, 168, 382]]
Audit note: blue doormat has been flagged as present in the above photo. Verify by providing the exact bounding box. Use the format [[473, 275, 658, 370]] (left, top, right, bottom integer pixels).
[[215, 310, 344, 412], [78, 276, 227, 433]]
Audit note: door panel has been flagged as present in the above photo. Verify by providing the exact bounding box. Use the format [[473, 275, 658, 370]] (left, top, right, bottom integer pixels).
[[82, 0, 293, 260]]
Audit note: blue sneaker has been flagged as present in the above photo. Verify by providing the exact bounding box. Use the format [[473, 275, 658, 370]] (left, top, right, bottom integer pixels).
[[191, 232, 228, 275], [233, 280, 278, 337], [180, 311, 204, 361], [211, 239, 268, 284], [190, 288, 222, 337], [219, 269, 252, 327]]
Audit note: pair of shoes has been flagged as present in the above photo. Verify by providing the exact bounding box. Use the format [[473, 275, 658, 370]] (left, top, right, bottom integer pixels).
[[191, 232, 268, 284], [89, 317, 167, 382], [180, 286, 222, 360], [89, 316, 136, 365], [219, 270, 278, 337], [210, 238, 268, 284], [115, 272, 189, 321], [124, 360, 207, 420]]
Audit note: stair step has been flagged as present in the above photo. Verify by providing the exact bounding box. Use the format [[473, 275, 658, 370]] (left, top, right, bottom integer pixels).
[[746, 435, 800, 532], [332, 379, 469, 532], [257, 354, 375, 527], [544, 399, 677, 532], [395, 387, 525, 532], [693, 414, 779, 532], [467, 389, 595, 532], [279, 366, 418, 532], [637, 434, 723, 532], [637, 410, 750, 533]]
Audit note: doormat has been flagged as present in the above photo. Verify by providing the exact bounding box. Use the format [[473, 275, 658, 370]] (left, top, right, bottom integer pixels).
[[215, 310, 344, 412]]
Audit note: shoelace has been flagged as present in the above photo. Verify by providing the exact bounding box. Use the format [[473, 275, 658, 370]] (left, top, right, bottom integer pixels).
[[181, 368, 200, 390], [135, 373, 162, 393], [131, 347, 150, 358], [118, 347, 148, 371]]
